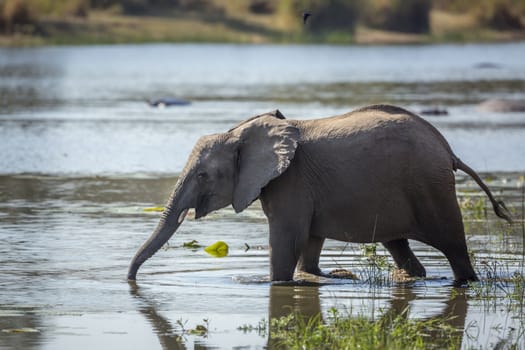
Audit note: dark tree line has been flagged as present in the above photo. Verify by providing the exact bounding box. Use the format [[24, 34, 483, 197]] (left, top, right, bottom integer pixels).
[[90, 0, 208, 14]]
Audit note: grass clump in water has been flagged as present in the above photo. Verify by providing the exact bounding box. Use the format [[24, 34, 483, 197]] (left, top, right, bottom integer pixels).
[[358, 243, 420, 285], [268, 308, 460, 350], [459, 196, 487, 221], [469, 260, 525, 309]]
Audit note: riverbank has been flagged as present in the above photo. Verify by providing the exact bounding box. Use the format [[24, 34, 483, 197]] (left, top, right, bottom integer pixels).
[[1, 9, 525, 47]]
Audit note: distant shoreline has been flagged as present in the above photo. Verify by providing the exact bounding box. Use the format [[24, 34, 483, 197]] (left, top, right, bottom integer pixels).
[[1, 11, 525, 47], [2, 31, 525, 47]]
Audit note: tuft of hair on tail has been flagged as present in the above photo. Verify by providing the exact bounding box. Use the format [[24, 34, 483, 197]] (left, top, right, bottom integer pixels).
[[455, 157, 512, 224]]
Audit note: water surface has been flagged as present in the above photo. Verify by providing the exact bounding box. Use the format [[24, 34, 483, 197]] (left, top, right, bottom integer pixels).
[[1, 43, 524, 349]]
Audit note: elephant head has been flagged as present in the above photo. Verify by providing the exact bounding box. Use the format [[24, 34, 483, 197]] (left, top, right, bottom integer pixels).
[[128, 110, 299, 280]]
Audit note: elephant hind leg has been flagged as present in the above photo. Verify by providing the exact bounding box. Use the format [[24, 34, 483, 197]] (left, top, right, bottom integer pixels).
[[427, 233, 478, 284], [416, 196, 478, 284], [383, 239, 426, 277]]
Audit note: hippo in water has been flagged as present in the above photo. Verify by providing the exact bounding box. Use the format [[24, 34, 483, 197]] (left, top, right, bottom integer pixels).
[[420, 107, 449, 116], [477, 99, 525, 113], [148, 97, 191, 108]]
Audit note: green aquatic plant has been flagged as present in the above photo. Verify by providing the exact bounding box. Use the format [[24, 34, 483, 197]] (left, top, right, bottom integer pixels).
[[238, 318, 268, 337], [459, 196, 487, 221], [267, 308, 461, 350], [362, 243, 378, 258], [189, 318, 210, 337], [469, 260, 525, 311], [360, 243, 394, 285], [509, 271, 525, 305], [464, 180, 525, 312], [175, 318, 210, 338], [518, 185, 525, 272], [470, 262, 510, 304], [182, 239, 202, 249]]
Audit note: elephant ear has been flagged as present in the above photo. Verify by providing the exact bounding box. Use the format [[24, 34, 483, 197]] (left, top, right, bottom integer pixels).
[[230, 111, 299, 213]]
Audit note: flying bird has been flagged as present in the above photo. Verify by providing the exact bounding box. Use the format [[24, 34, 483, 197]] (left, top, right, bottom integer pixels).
[[302, 12, 311, 25]]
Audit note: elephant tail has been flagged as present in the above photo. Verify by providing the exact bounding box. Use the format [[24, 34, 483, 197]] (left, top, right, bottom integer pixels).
[[455, 158, 512, 223]]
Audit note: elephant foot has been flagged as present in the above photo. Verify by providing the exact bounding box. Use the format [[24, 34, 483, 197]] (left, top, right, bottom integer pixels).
[[452, 273, 479, 287], [400, 262, 426, 279], [391, 268, 419, 283]]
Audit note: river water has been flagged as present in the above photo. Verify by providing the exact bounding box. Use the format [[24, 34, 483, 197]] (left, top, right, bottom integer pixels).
[[1, 43, 524, 349]]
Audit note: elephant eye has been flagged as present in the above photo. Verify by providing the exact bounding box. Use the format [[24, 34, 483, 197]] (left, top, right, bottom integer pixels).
[[197, 171, 208, 180]]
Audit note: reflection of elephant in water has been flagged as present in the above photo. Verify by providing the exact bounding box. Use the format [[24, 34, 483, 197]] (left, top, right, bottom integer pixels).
[[269, 284, 468, 327], [128, 283, 468, 349], [129, 282, 211, 350], [128, 105, 511, 283], [269, 284, 466, 349], [386, 285, 467, 331]]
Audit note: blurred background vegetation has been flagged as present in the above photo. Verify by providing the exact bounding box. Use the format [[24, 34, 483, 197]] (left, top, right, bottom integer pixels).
[[1, 0, 524, 45]]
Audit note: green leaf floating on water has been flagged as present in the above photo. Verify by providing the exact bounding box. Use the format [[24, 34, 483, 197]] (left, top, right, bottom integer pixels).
[[204, 241, 229, 257], [143, 206, 164, 212], [189, 324, 208, 335], [183, 240, 202, 249]]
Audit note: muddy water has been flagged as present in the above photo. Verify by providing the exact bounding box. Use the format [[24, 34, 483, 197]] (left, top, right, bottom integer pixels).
[[1, 43, 525, 349]]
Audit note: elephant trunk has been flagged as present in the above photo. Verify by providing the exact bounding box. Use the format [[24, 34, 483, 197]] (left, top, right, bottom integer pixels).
[[127, 180, 191, 281]]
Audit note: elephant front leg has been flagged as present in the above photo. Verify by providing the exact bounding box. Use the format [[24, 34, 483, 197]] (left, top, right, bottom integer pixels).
[[296, 235, 325, 276], [268, 223, 309, 281], [382, 239, 426, 278]]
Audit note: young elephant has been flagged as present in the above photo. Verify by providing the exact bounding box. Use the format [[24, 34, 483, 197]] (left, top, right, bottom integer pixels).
[[128, 105, 511, 283]]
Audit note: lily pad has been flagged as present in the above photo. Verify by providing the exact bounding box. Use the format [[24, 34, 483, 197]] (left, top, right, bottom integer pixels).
[[204, 241, 229, 257]]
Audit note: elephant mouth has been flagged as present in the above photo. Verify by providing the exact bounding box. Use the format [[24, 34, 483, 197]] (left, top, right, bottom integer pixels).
[[177, 208, 189, 224], [195, 193, 211, 219]]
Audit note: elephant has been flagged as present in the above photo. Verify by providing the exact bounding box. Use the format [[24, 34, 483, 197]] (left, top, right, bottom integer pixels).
[[128, 104, 511, 284]]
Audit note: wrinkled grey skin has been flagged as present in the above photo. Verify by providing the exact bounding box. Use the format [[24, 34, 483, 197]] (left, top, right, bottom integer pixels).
[[128, 105, 511, 284]]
